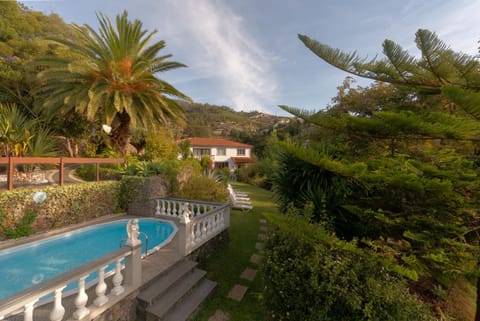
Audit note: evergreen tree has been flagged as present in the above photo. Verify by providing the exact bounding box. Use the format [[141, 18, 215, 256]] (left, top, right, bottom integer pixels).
[[275, 30, 480, 318]]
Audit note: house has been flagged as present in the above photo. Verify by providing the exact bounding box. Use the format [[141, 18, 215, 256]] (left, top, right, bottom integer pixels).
[[180, 137, 254, 169]]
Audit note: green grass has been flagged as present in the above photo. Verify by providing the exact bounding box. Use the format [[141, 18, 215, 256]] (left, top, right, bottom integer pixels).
[[192, 182, 278, 321]]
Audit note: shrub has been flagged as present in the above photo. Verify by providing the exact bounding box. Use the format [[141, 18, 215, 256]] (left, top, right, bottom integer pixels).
[[1, 209, 36, 238], [263, 213, 435, 321], [75, 164, 123, 181], [174, 174, 228, 203], [122, 160, 180, 193], [237, 161, 272, 189], [0, 181, 121, 239]]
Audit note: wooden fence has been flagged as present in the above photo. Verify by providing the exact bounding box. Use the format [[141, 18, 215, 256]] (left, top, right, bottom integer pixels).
[[0, 157, 125, 190]]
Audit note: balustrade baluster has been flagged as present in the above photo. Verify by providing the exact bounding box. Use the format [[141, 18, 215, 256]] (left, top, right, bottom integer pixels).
[[173, 201, 179, 216], [166, 202, 171, 216], [202, 220, 208, 239], [23, 299, 38, 321], [207, 217, 213, 235], [195, 223, 201, 242], [220, 211, 225, 227], [191, 224, 196, 245], [73, 275, 90, 320], [49, 286, 66, 321], [212, 214, 218, 232], [202, 204, 207, 215], [94, 265, 109, 307], [111, 258, 125, 295], [155, 200, 161, 216], [160, 200, 165, 215]]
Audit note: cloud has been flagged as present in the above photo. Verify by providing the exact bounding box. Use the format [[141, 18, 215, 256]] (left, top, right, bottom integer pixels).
[[137, 0, 278, 112], [433, 1, 480, 54]]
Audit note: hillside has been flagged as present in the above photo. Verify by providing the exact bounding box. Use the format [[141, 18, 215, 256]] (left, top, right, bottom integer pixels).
[[178, 101, 299, 139]]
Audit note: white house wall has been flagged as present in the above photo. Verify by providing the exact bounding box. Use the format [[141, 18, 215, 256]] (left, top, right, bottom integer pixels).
[[189, 146, 251, 162]]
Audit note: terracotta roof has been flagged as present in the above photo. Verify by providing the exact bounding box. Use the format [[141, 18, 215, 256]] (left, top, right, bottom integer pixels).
[[231, 157, 255, 164], [183, 137, 253, 148]]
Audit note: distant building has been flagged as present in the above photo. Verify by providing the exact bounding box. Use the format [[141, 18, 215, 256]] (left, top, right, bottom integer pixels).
[[180, 137, 254, 169]]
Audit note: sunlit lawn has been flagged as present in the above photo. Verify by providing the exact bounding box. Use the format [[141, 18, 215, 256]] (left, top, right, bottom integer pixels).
[[192, 182, 278, 321]]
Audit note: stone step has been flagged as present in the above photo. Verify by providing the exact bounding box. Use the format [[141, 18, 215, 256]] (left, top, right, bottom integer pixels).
[[145, 268, 207, 321], [162, 278, 217, 321], [138, 260, 198, 306]]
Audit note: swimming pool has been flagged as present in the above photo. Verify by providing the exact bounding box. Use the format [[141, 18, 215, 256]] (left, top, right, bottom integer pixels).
[[0, 218, 177, 300]]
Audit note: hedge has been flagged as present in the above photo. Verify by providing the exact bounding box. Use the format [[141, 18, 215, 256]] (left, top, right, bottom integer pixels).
[[262, 213, 435, 321], [0, 181, 121, 239]]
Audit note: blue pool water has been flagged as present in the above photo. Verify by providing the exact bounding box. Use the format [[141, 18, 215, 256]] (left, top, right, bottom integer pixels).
[[0, 218, 177, 300]]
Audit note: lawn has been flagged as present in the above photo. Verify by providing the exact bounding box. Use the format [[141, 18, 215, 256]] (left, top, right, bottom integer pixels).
[[192, 182, 278, 321]]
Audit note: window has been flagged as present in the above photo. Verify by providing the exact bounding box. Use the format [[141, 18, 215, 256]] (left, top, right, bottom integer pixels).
[[217, 148, 226, 156], [215, 162, 229, 169], [237, 148, 246, 156], [193, 148, 211, 157]]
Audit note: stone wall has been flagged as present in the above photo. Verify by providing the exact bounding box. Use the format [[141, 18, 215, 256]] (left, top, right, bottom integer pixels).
[[92, 290, 139, 321], [126, 176, 169, 217], [187, 229, 229, 263]]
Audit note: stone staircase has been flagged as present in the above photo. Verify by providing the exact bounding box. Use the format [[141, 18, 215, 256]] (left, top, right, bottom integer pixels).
[[137, 259, 216, 321]]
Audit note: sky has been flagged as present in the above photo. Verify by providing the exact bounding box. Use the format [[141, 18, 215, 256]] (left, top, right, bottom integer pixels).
[[21, 0, 480, 116]]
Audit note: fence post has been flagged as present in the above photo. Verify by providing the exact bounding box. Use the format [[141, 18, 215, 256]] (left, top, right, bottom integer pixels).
[[96, 163, 100, 182], [7, 156, 13, 190], [59, 158, 64, 186]]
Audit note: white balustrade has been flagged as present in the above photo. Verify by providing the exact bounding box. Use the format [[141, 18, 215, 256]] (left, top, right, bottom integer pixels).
[[0, 245, 137, 321], [177, 203, 230, 255], [154, 198, 223, 220]]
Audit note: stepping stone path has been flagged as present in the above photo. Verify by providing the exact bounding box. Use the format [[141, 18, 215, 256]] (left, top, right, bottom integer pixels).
[[227, 284, 248, 301], [208, 309, 229, 321], [250, 254, 263, 264], [211, 217, 269, 320], [255, 242, 264, 251], [240, 267, 258, 281]]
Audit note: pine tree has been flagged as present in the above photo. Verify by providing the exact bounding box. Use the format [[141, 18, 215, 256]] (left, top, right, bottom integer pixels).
[[275, 30, 480, 318]]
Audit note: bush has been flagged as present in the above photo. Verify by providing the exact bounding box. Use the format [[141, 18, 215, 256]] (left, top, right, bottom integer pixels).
[[75, 164, 123, 181], [174, 174, 228, 203], [122, 160, 180, 193], [0, 181, 121, 239], [237, 163, 271, 189], [1, 209, 36, 238], [263, 213, 435, 321]]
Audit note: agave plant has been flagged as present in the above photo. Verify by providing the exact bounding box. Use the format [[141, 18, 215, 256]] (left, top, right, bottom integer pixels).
[[0, 103, 58, 157], [0, 103, 34, 156]]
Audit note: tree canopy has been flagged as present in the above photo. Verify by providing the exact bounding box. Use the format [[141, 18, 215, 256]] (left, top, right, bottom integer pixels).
[[35, 11, 190, 154]]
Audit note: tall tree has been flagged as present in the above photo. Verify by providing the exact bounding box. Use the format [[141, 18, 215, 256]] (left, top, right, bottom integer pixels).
[[296, 29, 480, 320], [0, 1, 75, 113], [35, 11, 190, 154], [276, 30, 480, 319]]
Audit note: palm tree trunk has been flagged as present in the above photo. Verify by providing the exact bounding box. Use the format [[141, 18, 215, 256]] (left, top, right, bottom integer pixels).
[[110, 111, 131, 155]]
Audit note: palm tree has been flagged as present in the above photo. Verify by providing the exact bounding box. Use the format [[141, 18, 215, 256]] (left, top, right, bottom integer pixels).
[[35, 11, 190, 154]]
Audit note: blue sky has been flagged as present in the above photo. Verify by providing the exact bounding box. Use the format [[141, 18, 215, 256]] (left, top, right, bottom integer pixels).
[[22, 0, 480, 115]]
